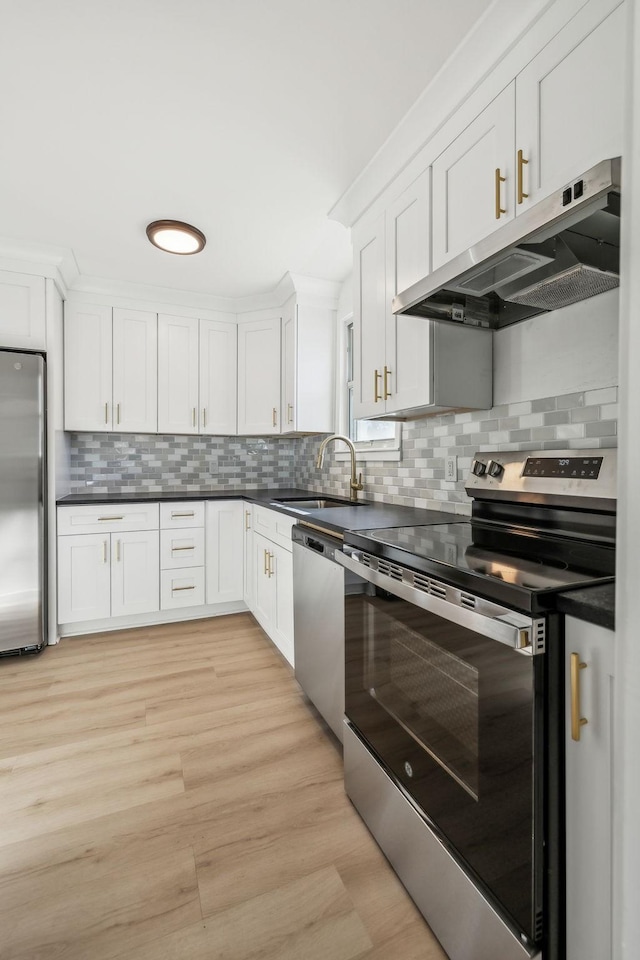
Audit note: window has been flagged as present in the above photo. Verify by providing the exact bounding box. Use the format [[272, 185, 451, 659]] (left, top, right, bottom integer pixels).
[[341, 317, 401, 460]]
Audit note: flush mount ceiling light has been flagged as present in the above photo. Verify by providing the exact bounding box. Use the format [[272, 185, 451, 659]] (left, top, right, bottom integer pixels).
[[145, 219, 206, 255]]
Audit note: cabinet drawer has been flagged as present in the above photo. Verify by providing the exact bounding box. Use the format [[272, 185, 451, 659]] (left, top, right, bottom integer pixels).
[[159, 501, 205, 529], [58, 503, 159, 535], [160, 528, 205, 569], [252, 504, 295, 551], [161, 567, 205, 609]]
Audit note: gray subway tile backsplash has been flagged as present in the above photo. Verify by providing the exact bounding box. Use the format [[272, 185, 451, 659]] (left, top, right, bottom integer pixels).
[[68, 387, 618, 514]]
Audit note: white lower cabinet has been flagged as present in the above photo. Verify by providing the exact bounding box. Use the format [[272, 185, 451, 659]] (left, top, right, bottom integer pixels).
[[205, 500, 244, 605], [57, 530, 159, 623], [243, 504, 254, 609], [160, 501, 205, 610], [252, 524, 294, 667], [564, 615, 615, 960], [160, 568, 205, 609]]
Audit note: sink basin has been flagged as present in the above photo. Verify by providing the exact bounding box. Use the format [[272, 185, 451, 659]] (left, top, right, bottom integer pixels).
[[273, 497, 362, 509]]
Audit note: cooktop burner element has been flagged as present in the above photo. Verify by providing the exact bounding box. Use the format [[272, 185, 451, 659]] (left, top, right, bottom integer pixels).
[[345, 448, 616, 614]]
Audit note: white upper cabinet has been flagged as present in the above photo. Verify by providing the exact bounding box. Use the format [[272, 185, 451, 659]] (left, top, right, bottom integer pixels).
[[281, 295, 335, 434], [64, 303, 114, 431], [112, 308, 158, 433], [432, 84, 515, 271], [354, 170, 492, 420], [200, 318, 237, 435], [0, 271, 46, 351], [157, 314, 200, 435], [237, 317, 281, 434], [65, 302, 157, 432], [515, 0, 625, 210], [431, 0, 625, 271]]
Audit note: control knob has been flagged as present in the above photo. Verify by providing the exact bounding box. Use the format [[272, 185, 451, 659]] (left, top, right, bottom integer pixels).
[[471, 459, 487, 477], [486, 459, 504, 479]]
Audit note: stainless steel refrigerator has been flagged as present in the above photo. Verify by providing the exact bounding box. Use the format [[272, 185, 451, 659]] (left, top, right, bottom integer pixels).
[[0, 350, 46, 655]]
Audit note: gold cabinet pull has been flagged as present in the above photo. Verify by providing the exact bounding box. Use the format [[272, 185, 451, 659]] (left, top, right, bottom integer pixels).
[[171, 545, 195, 551], [102, 540, 108, 564], [268, 552, 274, 578], [287, 403, 294, 424], [374, 369, 382, 402], [116, 402, 121, 425], [171, 511, 194, 518], [495, 167, 507, 219], [172, 584, 195, 592], [202, 408, 207, 428], [104, 402, 109, 425], [192, 407, 197, 428], [517, 149, 529, 204], [272, 407, 278, 427], [570, 652, 588, 741], [383, 366, 392, 400], [116, 539, 121, 562], [245, 510, 251, 531], [264, 548, 269, 575], [98, 516, 124, 521]]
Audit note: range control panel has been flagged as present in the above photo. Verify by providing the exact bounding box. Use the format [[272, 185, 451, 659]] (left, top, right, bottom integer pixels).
[[466, 448, 616, 507]]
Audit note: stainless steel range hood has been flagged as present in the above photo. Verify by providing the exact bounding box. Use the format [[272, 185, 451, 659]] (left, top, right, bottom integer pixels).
[[392, 158, 621, 329]]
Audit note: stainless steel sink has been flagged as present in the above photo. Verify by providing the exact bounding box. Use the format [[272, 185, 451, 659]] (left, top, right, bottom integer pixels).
[[273, 497, 362, 509]]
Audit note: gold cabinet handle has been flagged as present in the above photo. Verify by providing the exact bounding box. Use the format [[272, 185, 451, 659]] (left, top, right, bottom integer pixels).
[[287, 403, 294, 424], [517, 149, 529, 204], [202, 408, 207, 429], [171, 545, 195, 551], [570, 652, 588, 741], [192, 407, 197, 428], [272, 407, 278, 427], [98, 516, 124, 521], [172, 585, 195, 592], [264, 548, 269, 575], [383, 366, 392, 400], [171, 511, 195, 518], [116, 539, 121, 562], [116, 402, 121, 425], [495, 167, 507, 219], [102, 540, 108, 564], [268, 552, 274, 578], [374, 369, 382, 402], [245, 510, 251, 531], [104, 402, 109, 425]]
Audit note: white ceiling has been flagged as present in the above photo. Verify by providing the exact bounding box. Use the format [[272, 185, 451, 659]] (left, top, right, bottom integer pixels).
[[1, 0, 494, 300]]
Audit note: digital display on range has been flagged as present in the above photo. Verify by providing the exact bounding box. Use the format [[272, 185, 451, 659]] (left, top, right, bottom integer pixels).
[[522, 457, 603, 479]]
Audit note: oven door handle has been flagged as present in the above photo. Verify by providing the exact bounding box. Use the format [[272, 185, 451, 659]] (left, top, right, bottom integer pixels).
[[335, 549, 541, 654]]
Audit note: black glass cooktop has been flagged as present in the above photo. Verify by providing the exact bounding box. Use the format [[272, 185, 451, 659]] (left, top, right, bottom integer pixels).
[[346, 521, 615, 611]]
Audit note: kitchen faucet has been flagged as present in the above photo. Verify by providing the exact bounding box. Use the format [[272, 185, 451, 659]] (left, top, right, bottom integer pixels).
[[315, 434, 364, 502]]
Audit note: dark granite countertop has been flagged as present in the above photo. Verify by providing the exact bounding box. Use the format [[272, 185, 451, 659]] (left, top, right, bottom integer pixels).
[[56, 487, 463, 536], [557, 583, 615, 631]]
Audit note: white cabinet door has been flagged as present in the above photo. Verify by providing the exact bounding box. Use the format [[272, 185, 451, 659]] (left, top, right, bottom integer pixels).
[[112, 308, 157, 433], [243, 504, 254, 609], [57, 534, 111, 623], [353, 215, 386, 419], [0, 271, 46, 351], [565, 616, 615, 960], [200, 318, 237, 435], [516, 1, 625, 212], [157, 314, 199, 435], [281, 301, 296, 432], [205, 500, 244, 604], [432, 83, 515, 270], [385, 170, 432, 415], [252, 531, 275, 631], [110, 530, 159, 617], [237, 318, 281, 434], [270, 542, 294, 667], [64, 303, 113, 431]]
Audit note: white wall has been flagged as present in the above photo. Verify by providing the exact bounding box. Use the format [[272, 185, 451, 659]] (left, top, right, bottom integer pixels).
[[493, 288, 619, 404]]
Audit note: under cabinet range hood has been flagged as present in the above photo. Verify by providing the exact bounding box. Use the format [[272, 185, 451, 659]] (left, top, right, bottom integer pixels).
[[393, 157, 621, 329]]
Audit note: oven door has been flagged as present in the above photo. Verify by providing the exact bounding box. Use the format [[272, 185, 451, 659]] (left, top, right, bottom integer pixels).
[[337, 547, 545, 947]]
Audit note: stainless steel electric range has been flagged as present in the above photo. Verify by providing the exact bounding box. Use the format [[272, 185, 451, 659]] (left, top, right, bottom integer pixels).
[[336, 449, 616, 960]]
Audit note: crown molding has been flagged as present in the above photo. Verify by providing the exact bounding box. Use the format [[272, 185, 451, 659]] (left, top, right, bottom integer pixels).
[[0, 237, 79, 296]]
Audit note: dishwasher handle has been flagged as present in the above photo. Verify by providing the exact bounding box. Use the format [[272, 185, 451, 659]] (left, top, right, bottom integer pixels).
[[292, 524, 343, 559]]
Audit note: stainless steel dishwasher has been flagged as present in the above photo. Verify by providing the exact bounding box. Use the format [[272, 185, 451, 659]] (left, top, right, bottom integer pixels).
[[292, 523, 348, 742]]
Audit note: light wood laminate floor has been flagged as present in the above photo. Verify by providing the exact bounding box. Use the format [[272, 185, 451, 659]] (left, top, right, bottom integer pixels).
[[0, 614, 447, 960]]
